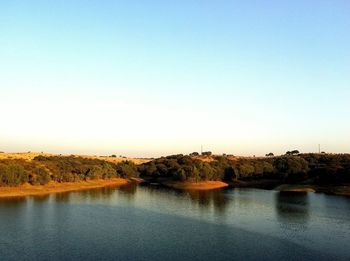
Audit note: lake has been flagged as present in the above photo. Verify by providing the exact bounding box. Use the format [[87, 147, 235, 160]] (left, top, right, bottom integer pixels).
[[0, 183, 349, 260]]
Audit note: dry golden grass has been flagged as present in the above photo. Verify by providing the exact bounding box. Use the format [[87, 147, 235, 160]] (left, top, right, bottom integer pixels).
[[0, 178, 129, 198], [192, 155, 215, 162], [76, 154, 150, 165], [0, 152, 150, 165], [0, 152, 54, 161], [192, 155, 240, 162]]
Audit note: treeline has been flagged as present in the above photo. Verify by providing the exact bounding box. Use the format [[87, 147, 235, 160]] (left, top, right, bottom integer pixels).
[[138, 154, 226, 181], [137, 153, 350, 184], [137, 154, 277, 182], [1, 153, 349, 187], [0, 156, 139, 187]]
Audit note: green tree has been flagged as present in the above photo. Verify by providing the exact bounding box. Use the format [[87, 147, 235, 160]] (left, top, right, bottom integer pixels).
[[30, 166, 51, 185]]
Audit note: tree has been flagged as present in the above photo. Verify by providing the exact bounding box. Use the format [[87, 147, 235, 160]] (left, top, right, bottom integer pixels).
[[175, 168, 186, 181], [30, 166, 51, 185], [274, 156, 309, 181], [0, 164, 28, 186], [116, 161, 138, 178], [223, 166, 235, 181], [200, 163, 215, 180], [238, 163, 255, 178], [86, 166, 103, 180], [286, 150, 300, 156], [265, 152, 274, 157]]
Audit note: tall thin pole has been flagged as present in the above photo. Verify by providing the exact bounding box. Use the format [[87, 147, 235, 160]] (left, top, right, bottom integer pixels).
[[318, 144, 321, 153], [201, 145, 203, 155]]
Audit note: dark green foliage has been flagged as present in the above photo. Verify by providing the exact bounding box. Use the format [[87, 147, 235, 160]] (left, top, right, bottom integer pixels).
[[175, 168, 186, 181], [223, 166, 235, 181], [30, 166, 51, 185], [34, 156, 120, 182], [0, 163, 28, 186], [138, 153, 350, 184], [286, 150, 300, 156], [86, 165, 103, 180], [301, 153, 350, 183], [0, 153, 349, 187], [274, 156, 309, 182], [116, 161, 139, 178]]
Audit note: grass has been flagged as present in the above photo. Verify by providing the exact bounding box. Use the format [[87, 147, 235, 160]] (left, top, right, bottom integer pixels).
[[0, 152, 150, 165]]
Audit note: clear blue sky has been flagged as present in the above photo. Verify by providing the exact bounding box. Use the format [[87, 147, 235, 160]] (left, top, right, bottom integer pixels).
[[1, 0, 349, 157]]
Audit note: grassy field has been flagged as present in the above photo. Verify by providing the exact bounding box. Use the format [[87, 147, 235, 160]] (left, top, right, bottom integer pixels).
[[0, 152, 150, 165]]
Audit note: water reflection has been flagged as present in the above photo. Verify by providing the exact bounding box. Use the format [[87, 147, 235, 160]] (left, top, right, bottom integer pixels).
[[54, 191, 71, 203], [0, 186, 349, 260], [187, 189, 228, 213], [0, 196, 27, 208], [32, 194, 50, 203], [117, 182, 137, 201], [275, 192, 310, 222], [275, 191, 310, 237], [78, 185, 117, 200]]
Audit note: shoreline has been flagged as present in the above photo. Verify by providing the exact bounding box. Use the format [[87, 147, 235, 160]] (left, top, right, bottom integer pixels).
[[230, 180, 350, 196], [163, 180, 229, 190], [0, 177, 349, 198], [0, 178, 130, 198], [274, 184, 316, 192]]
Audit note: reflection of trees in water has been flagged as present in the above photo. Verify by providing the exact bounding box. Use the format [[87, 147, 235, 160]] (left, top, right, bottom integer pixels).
[[275, 192, 310, 233], [84, 186, 116, 200], [73, 185, 121, 202], [32, 194, 50, 203], [54, 192, 71, 203], [117, 182, 137, 201], [138, 184, 229, 215], [50, 183, 139, 203], [0, 196, 27, 208], [187, 189, 228, 213]]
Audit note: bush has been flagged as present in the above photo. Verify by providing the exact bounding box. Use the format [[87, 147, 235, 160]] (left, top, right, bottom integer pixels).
[[274, 156, 309, 181], [30, 166, 51, 185], [0, 163, 28, 186], [116, 161, 139, 178], [175, 168, 186, 181]]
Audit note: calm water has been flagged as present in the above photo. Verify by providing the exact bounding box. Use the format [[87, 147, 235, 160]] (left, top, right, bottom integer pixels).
[[0, 184, 350, 261]]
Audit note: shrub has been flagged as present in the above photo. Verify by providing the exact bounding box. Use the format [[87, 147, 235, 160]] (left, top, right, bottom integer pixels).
[[0, 163, 28, 186], [30, 166, 51, 185]]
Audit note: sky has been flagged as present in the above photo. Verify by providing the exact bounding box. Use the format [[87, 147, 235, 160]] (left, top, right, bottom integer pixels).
[[0, 0, 349, 157]]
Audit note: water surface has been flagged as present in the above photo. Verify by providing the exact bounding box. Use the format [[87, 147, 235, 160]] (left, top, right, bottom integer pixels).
[[0, 184, 349, 260]]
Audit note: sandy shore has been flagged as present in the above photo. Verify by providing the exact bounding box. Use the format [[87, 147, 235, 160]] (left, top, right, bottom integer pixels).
[[0, 178, 130, 198], [164, 181, 229, 190]]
